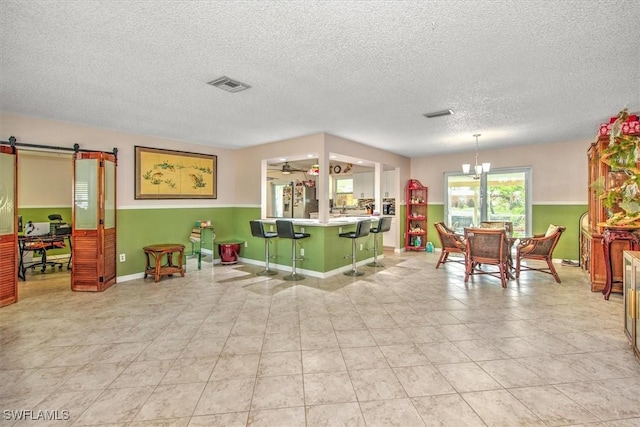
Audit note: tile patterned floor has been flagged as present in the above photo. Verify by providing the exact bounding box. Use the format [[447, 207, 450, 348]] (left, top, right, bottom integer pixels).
[[1, 251, 640, 426]]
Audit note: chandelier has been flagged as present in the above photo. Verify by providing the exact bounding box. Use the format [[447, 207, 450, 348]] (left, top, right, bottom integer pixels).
[[462, 134, 490, 180]]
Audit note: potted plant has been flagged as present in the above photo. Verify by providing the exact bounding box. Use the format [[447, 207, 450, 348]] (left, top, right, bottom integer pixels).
[[596, 107, 640, 226]]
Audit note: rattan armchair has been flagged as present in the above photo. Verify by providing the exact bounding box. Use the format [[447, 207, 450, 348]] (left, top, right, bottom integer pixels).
[[464, 227, 511, 288], [515, 225, 565, 283], [434, 222, 466, 268]]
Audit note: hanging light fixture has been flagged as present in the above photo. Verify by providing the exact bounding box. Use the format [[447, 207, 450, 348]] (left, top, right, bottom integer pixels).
[[462, 134, 490, 180]]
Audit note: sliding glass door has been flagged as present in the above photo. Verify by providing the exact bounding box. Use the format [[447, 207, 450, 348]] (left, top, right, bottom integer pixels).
[[445, 167, 531, 237]]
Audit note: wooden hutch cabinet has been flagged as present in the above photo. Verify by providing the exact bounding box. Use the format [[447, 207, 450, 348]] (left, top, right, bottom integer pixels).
[[582, 131, 640, 295]]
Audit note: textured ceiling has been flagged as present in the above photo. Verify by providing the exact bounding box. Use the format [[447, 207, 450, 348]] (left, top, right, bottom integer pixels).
[[1, 0, 639, 157]]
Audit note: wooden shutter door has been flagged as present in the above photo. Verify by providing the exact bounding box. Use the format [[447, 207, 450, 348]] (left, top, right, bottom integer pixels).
[[71, 152, 117, 291], [0, 145, 18, 306]]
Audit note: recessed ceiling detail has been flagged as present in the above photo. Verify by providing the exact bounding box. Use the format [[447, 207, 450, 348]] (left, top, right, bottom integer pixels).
[[207, 76, 251, 93]]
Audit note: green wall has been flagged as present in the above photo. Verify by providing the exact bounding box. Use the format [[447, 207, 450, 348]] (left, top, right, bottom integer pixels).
[[117, 207, 381, 276], [64, 202, 587, 277], [117, 207, 239, 276], [425, 203, 586, 260]]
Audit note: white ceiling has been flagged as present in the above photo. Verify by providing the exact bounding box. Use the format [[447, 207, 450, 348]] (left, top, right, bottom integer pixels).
[[1, 1, 639, 157]]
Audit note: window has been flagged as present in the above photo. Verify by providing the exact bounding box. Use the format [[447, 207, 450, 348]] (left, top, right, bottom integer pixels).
[[444, 167, 531, 237], [334, 177, 355, 207], [336, 178, 353, 193]]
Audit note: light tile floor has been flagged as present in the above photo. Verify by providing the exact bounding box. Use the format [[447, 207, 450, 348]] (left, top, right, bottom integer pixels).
[[2, 251, 640, 426]]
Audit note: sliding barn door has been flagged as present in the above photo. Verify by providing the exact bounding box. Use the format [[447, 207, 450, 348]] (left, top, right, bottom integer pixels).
[[72, 152, 117, 291], [0, 145, 18, 306]]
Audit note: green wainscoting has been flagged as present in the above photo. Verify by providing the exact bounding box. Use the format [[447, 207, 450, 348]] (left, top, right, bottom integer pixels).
[[117, 207, 240, 277], [425, 203, 586, 261], [531, 204, 586, 261], [114, 203, 586, 277], [116, 207, 376, 277]]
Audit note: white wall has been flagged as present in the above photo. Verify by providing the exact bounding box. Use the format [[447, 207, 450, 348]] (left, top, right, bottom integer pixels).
[[1, 112, 237, 208], [233, 133, 325, 205], [3, 112, 590, 209], [18, 151, 72, 207], [410, 139, 589, 204], [232, 132, 412, 206]]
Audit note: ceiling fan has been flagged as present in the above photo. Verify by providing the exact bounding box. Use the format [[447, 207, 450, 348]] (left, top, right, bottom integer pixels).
[[269, 161, 307, 174]]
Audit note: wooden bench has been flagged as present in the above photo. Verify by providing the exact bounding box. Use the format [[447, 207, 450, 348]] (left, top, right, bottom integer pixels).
[[143, 243, 185, 283]]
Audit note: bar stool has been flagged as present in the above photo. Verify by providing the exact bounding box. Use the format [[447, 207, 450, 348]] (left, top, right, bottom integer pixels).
[[249, 220, 278, 276], [339, 219, 371, 276], [367, 216, 392, 267], [276, 220, 310, 281]]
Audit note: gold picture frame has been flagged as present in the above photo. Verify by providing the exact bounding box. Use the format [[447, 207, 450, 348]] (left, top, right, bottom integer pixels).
[[135, 146, 217, 199]]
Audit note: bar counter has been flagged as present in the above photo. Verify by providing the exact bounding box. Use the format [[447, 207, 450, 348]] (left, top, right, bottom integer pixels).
[[260, 216, 380, 227], [253, 217, 381, 278]]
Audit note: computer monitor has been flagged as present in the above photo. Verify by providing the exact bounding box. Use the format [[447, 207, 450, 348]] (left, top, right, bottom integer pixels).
[[24, 221, 50, 236], [18, 215, 23, 232]]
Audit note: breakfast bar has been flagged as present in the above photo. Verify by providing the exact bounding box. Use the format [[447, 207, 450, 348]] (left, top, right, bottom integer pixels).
[[256, 217, 383, 278]]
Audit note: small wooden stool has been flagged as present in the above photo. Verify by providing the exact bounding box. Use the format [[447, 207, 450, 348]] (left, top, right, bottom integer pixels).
[[143, 243, 185, 283]]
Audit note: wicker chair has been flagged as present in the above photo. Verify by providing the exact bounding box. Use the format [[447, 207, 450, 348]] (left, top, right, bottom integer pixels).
[[434, 222, 466, 268], [515, 225, 566, 283], [479, 221, 516, 266], [464, 227, 511, 288]]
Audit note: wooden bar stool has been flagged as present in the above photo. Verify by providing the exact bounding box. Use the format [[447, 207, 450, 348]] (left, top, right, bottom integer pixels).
[[249, 220, 278, 276], [276, 220, 310, 281], [367, 216, 392, 267], [339, 219, 371, 276]]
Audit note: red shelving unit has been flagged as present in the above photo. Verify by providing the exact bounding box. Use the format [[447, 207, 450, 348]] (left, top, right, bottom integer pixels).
[[405, 179, 428, 251]]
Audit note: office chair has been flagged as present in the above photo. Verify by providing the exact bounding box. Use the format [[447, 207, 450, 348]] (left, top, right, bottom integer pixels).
[[48, 213, 72, 270]]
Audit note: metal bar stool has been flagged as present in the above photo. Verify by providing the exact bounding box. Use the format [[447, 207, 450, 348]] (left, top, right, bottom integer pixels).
[[367, 216, 392, 267], [339, 219, 371, 276], [275, 220, 310, 281], [249, 220, 278, 276]]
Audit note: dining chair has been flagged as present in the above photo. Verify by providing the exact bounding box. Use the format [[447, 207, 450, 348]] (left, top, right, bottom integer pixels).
[[434, 222, 466, 268], [479, 221, 514, 235], [515, 225, 566, 283], [464, 227, 511, 288], [479, 221, 517, 267]]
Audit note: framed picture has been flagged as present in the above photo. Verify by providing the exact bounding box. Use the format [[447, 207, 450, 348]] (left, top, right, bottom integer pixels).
[[135, 146, 217, 199]]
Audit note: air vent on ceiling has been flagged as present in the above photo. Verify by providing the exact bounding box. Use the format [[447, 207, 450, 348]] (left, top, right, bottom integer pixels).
[[423, 109, 454, 118], [207, 76, 251, 93]]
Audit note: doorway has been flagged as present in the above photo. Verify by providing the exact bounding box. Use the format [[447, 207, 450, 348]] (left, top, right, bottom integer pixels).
[[1, 139, 118, 307], [17, 150, 73, 288]]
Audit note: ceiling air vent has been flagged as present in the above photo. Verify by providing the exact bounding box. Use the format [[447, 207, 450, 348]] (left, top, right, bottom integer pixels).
[[423, 109, 454, 118], [207, 76, 251, 93]]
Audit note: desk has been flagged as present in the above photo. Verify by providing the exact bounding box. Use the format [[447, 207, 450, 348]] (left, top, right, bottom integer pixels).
[[18, 234, 72, 281], [143, 244, 185, 283]]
